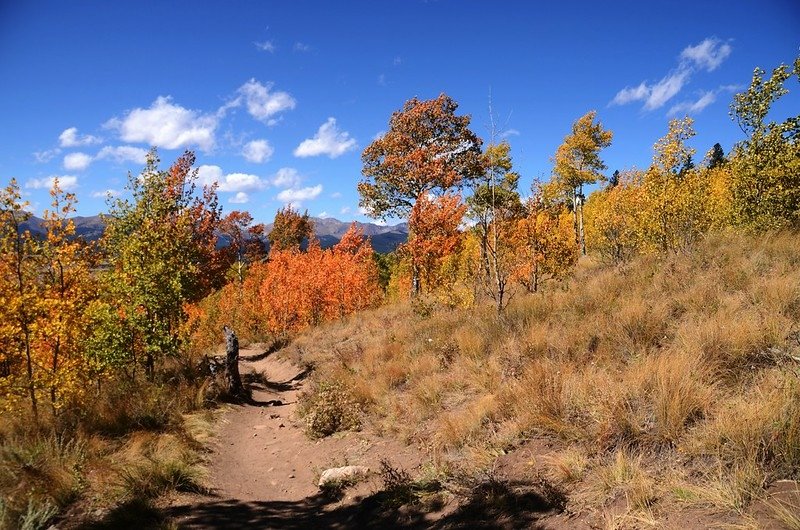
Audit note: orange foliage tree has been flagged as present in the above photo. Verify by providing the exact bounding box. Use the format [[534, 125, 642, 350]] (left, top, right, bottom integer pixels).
[[186, 223, 381, 349], [401, 193, 467, 295], [359, 94, 483, 295]]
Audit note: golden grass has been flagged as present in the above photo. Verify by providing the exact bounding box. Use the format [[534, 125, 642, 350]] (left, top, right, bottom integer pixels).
[[291, 230, 800, 522]]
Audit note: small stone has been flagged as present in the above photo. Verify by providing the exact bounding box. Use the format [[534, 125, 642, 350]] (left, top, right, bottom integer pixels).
[[318, 466, 370, 488], [289, 473, 295, 479]]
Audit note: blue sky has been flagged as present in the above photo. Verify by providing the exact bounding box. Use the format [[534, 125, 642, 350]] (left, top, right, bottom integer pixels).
[[1, 0, 798, 224]]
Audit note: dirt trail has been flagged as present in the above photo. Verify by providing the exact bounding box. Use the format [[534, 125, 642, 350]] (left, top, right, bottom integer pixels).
[[166, 346, 430, 528]]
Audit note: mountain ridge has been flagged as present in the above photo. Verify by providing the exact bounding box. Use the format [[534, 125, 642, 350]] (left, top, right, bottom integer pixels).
[[17, 215, 408, 253]]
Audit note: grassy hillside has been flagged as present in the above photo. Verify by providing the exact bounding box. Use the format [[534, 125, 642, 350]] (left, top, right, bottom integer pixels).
[[291, 230, 800, 524]]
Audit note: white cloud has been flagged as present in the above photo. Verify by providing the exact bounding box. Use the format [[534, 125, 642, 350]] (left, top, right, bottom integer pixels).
[[669, 91, 717, 116], [501, 128, 520, 138], [91, 189, 120, 199], [96, 145, 149, 164], [105, 96, 217, 152], [60, 145, 148, 172], [255, 40, 276, 53], [358, 206, 370, 215], [230, 192, 250, 204], [196, 165, 268, 193], [237, 79, 296, 124], [59, 127, 101, 148], [644, 69, 691, 110], [377, 74, 387, 86], [340, 206, 351, 214], [26, 175, 78, 191], [63, 152, 93, 171], [330, 192, 342, 199], [610, 37, 732, 112], [224, 173, 267, 192], [612, 82, 650, 105], [318, 211, 329, 218], [271, 167, 301, 188], [611, 69, 690, 110], [242, 139, 274, 163], [393, 56, 402, 66], [33, 148, 61, 163], [680, 37, 732, 72], [277, 185, 322, 203], [294, 42, 311, 52], [294, 118, 357, 158]]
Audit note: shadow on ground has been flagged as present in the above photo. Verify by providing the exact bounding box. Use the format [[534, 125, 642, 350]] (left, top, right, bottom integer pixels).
[[161, 479, 562, 529]]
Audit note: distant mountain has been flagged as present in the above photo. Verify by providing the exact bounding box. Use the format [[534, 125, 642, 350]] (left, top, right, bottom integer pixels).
[[15, 215, 408, 253], [285, 217, 408, 254], [18, 215, 107, 241]]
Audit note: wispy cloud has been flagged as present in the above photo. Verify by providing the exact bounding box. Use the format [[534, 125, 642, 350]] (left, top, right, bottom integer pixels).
[[33, 148, 61, 163], [294, 42, 311, 52], [105, 96, 218, 152], [644, 69, 692, 110], [26, 175, 78, 191], [668, 91, 717, 116], [97, 145, 148, 165], [91, 189, 120, 199], [59, 127, 102, 148], [611, 37, 732, 113], [255, 40, 276, 53], [294, 117, 357, 158], [680, 37, 732, 72], [668, 84, 740, 116], [60, 145, 147, 172]]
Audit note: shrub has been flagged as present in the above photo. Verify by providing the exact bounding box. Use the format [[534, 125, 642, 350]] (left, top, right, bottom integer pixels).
[[299, 380, 362, 439]]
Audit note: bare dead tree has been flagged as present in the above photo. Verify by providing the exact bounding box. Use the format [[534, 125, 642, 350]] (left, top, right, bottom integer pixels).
[[223, 325, 244, 397]]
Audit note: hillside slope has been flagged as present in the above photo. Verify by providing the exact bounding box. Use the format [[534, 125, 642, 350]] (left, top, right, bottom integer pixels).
[[287, 231, 800, 527]]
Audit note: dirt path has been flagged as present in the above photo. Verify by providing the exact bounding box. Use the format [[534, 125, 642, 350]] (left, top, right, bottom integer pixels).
[[165, 346, 431, 528]]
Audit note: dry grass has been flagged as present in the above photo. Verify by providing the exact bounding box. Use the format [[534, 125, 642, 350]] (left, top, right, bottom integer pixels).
[[287, 230, 800, 524], [767, 497, 800, 529], [0, 363, 220, 529]]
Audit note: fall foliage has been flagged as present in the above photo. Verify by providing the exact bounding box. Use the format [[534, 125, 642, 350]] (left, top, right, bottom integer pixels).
[[359, 93, 484, 221], [268, 206, 314, 252]]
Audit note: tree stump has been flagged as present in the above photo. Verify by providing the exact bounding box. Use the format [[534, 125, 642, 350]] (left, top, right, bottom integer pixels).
[[223, 325, 244, 397]]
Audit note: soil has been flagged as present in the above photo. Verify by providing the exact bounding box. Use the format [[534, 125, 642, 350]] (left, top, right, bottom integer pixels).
[[162, 345, 569, 529], [159, 345, 798, 529]]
